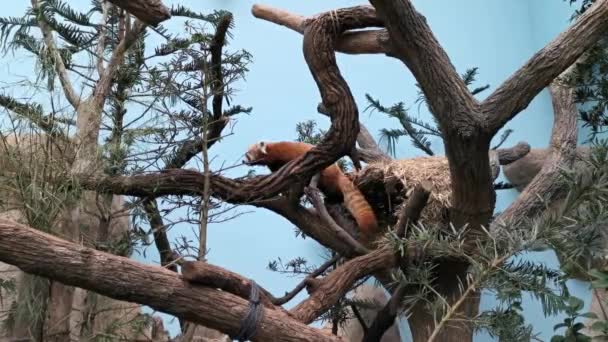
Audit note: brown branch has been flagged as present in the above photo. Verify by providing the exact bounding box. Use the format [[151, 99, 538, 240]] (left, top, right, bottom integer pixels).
[[143, 198, 178, 272], [272, 255, 340, 306], [483, 0, 608, 133], [96, 1, 110, 77], [0, 219, 341, 342], [181, 261, 280, 310], [305, 186, 369, 255], [359, 185, 430, 340], [258, 198, 360, 258], [362, 282, 407, 342], [207, 14, 232, 145], [394, 182, 431, 238], [289, 183, 431, 324], [368, 0, 478, 135], [164, 14, 233, 169], [252, 4, 390, 56], [496, 142, 531, 165], [493, 70, 578, 229], [290, 246, 397, 324], [318, 103, 391, 163], [106, 0, 171, 26], [93, 21, 146, 109]]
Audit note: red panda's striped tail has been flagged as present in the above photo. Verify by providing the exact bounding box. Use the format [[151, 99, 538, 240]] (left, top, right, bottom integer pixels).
[[338, 176, 379, 244]]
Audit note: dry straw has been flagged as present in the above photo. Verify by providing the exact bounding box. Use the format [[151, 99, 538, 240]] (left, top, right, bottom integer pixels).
[[362, 156, 452, 223]]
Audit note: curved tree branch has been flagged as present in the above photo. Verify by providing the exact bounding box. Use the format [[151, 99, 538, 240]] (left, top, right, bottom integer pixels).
[[483, 0, 608, 133], [493, 69, 579, 229], [252, 4, 391, 56], [290, 246, 397, 324], [318, 103, 391, 163]]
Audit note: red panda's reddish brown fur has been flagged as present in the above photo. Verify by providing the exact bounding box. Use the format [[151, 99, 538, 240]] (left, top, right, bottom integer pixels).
[[244, 141, 379, 243]]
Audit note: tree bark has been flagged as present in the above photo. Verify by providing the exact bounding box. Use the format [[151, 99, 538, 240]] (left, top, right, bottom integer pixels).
[[106, 0, 171, 26], [0, 219, 341, 342]]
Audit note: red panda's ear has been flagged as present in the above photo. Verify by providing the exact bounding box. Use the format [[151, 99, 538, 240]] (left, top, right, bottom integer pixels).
[[259, 141, 268, 155]]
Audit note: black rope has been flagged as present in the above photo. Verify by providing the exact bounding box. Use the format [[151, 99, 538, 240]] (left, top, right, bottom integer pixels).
[[233, 279, 264, 341]]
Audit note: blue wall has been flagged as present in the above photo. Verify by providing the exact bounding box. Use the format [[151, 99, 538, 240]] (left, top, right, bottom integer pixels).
[[0, 1, 592, 340]]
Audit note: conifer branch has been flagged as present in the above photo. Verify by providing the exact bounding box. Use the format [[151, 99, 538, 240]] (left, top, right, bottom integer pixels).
[[96, 0, 110, 77], [31, 0, 81, 109], [92, 20, 145, 108]]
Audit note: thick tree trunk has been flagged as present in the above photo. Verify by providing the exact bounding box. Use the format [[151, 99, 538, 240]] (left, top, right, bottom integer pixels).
[[0, 219, 342, 342], [406, 260, 480, 342]]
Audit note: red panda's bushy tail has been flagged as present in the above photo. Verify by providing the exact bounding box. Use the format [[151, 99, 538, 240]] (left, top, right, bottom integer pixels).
[[338, 176, 379, 243]]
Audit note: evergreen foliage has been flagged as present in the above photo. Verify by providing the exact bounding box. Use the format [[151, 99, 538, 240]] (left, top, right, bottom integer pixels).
[[0, 1, 251, 338]]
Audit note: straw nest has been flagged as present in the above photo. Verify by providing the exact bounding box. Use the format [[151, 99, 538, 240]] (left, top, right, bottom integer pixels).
[[355, 156, 452, 225]]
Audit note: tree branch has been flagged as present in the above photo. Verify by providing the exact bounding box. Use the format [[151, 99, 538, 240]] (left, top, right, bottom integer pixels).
[[368, 0, 478, 135], [290, 246, 397, 324], [143, 198, 178, 272], [305, 186, 369, 255], [181, 261, 280, 310], [496, 142, 531, 165], [31, 0, 81, 109], [93, 21, 146, 109], [163, 14, 233, 169], [257, 197, 360, 257], [106, 0, 171, 26], [493, 69, 578, 229], [393, 182, 431, 238], [483, 0, 608, 133], [96, 1, 110, 77], [289, 183, 431, 323], [272, 255, 339, 306], [252, 4, 390, 56], [0, 219, 341, 342], [318, 103, 391, 163], [362, 282, 407, 342]]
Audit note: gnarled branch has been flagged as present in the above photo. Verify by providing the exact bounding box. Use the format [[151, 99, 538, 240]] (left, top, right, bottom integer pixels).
[[252, 4, 390, 56]]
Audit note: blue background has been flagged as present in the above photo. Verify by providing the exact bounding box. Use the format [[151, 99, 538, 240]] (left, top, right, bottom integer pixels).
[[0, 1, 593, 340]]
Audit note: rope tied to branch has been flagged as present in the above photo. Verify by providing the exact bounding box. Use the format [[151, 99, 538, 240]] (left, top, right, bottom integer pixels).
[[233, 279, 264, 341]]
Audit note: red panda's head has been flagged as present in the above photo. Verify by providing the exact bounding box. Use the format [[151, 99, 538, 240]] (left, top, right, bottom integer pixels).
[[244, 141, 269, 165]]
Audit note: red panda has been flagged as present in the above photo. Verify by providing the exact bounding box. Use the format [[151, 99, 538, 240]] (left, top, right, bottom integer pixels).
[[244, 141, 379, 243]]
